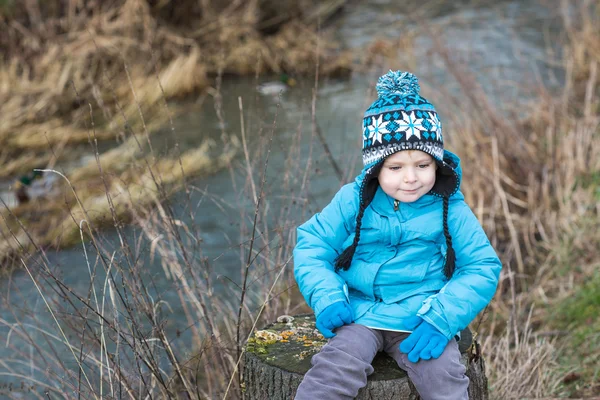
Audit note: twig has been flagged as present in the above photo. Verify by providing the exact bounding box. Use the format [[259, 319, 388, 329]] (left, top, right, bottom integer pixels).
[[235, 93, 282, 389], [21, 260, 98, 399], [491, 138, 525, 282], [314, 120, 344, 183], [239, 96, 258, 203], [224, 256, 293, 399]]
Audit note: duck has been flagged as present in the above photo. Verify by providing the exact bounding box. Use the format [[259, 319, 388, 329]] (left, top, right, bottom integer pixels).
[[257, 73, 297, 95], [13, 169, 55, 205]]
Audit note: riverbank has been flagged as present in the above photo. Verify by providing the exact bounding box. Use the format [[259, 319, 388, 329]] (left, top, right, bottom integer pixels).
[[0, 0, 351, 160], [0, 0, 353, 267]]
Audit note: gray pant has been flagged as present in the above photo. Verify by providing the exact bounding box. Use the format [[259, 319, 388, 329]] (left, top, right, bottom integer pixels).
[[295, 323, 469, 400]]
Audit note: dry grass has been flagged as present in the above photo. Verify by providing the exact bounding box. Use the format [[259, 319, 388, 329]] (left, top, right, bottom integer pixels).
[[0, 0, 351, 177], [422, 2, 600, 397], [0, 85, 304, 398], [0, 0, 353, 265], [0, 0, 598, 399], [484, 309, 562, 399], [0, 135, 239, 267]]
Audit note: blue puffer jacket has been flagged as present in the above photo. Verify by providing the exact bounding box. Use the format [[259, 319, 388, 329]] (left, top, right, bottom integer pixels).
[[293, 151, 502, 339]]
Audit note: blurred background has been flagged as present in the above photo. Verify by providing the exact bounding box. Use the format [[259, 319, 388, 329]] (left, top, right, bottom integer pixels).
[[0, 0, 598, 398]]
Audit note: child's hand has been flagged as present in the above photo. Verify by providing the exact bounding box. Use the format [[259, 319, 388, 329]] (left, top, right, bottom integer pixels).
[[399, 317, 449, 363], [315, 301, 354, 338]]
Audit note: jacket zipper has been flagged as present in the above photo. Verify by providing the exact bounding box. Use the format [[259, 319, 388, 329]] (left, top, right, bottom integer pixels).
[[393, 199, 399, 211]]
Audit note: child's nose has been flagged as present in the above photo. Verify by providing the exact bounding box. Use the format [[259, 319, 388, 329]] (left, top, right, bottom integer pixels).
[[404, 169, 417, 183]]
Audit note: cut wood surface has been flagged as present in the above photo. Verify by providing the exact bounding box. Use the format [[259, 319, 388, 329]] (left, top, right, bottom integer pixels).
[[243, 314, 489, 399]]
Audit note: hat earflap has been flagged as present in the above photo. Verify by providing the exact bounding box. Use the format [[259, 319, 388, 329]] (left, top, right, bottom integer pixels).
[[430, 154, 460, 198]]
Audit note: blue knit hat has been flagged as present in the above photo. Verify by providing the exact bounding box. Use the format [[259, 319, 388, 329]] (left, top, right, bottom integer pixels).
[[361, 70, 458, 197], [335, 70, 458, 278]]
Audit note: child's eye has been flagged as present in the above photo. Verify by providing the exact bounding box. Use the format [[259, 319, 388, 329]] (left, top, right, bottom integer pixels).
[[418, 164, 431, 169], [389, 166, 401, 171]]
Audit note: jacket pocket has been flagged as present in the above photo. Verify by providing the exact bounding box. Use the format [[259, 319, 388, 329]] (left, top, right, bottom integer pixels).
[[377, 254, 446, 305], [348, 290, 376, 321], [382, 242, 434, 284]]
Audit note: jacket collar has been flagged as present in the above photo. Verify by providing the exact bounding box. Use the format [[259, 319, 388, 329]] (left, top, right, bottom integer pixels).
[[370, 187, 439, 217]]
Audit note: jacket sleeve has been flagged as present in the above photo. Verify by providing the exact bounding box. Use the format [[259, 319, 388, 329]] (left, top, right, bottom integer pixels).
[[293, 184, 358, 318], [417, 200, 502, 339]]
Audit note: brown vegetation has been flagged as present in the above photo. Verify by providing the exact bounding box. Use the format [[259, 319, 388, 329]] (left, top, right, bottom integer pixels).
[[423, 4, 600, 397], [0, 1, 598, 399], [0, 0, 350, 157], [0, 0, 352, 265]]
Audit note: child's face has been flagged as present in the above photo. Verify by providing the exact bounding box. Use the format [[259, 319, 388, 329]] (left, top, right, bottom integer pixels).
[[378, 150, 437, 203]]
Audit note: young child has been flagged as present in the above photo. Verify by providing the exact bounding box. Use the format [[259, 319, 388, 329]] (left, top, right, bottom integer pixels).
[[293, 70, 502, 399]]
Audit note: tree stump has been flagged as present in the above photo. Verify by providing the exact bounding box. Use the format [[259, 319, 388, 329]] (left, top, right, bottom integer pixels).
[[243, 314, 489, 399]]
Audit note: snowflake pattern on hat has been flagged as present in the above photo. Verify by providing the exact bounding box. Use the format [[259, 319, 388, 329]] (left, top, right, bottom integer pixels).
[[362, 71, 444, 169]]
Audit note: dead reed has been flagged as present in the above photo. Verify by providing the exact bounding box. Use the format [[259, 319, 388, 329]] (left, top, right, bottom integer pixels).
[[417, 1, 600, 397], [0, 0, 351, 178], [0, 0, 353, 266], [0, 1, 598, 399]]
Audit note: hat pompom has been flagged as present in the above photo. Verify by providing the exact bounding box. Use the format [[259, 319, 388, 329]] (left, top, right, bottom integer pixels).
[[376, 70, 420, 98]]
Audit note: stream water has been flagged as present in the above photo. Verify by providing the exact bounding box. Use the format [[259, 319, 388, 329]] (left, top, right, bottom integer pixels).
[[0, 0, 563, 396]]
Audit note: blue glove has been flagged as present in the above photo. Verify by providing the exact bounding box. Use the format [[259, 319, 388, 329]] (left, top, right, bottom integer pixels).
[[315, 301, 354, 338], [399, 316, 449, 363]]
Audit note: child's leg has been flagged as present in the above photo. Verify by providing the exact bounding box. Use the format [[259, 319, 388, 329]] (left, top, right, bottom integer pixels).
[[295, 324, 383, 400], [383, 331, 469, 400]]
